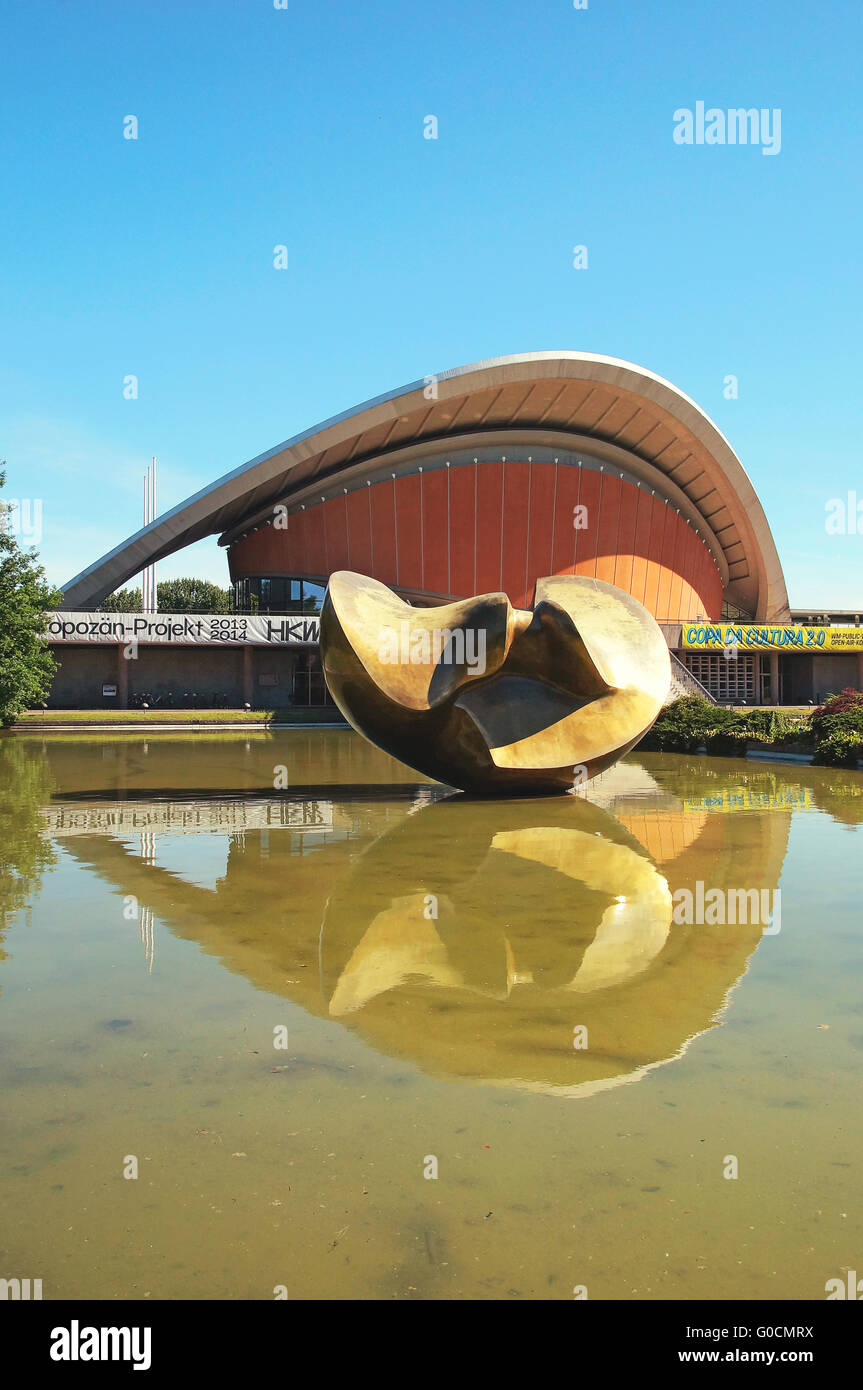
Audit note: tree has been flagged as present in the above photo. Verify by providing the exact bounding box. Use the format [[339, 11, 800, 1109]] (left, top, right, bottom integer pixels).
[[99, 587, 142, 612], [156, 577, 233, 613], [0, 468, 62, 726], [99, 578, 233, 613]]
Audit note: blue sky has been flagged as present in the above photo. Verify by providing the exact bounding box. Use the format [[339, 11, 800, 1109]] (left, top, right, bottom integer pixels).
[[2, 0, 861, 607]]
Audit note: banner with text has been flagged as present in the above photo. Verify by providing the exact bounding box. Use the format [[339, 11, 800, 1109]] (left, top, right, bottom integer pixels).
[[47, 613, 321, 646], [681, 624, 863, 653]]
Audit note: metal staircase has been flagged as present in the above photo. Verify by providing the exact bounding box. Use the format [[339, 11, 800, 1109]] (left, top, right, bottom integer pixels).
[[665, 651, 717, 705]]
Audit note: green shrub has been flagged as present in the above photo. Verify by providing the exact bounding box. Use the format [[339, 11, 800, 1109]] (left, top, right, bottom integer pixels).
[[725, 708, 799, 740], [773, 724, 812, 747], [730, 708, 771, 735], [704, 729, 750, 756], [640, 698, 813, 757], [638, 696, 724, 752], [814, 730, 863, 767], [812, 704, 863, 766], [814, 709, 863, 740], [812, 689, 863, 738]]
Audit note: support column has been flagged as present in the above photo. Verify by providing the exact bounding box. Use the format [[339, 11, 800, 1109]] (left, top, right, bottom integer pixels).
[[857, 652, 863, 694], [243, 644, 253, 707], [769, 651, 780, 705], [116, 642, 129, 710]]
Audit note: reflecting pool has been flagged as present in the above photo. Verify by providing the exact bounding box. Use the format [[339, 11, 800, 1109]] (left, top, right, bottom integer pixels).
[[0, 731, 861, 1299]]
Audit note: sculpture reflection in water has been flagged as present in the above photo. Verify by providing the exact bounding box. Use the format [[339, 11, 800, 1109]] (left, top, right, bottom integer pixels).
[[324, 797, 673, 1007], [318, 792, 765, 1096], [47, 755, 791, 1097]]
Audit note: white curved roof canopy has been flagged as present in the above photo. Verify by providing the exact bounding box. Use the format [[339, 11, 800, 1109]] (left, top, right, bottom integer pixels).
[[60, 352, 789, 619]]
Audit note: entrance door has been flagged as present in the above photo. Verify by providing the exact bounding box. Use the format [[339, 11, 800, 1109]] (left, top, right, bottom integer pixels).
[[760, 656, 775, 705], [292, 652, 335, 707], [780, 654, 812, 706]]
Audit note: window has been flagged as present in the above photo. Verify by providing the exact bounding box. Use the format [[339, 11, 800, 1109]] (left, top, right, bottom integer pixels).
[[233, 577, 327, 614], [682, 651, 757, 703], [302, 581, 325, 615]]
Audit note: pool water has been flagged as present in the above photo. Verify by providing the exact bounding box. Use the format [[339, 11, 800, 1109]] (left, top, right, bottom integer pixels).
[[0, 730, 860, 1300]]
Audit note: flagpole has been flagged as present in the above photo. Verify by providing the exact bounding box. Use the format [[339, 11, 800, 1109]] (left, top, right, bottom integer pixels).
[[152, 457, 158, 613], [143, 466, 150, 612], [142, 459, 158, 613]]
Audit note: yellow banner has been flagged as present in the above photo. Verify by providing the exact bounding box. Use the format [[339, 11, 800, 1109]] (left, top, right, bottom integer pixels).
[[681, 624, 863, 652], [682, 789, 816, 813]]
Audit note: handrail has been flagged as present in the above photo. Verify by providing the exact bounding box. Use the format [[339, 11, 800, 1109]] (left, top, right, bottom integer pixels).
[[666, 651, 717, 704]]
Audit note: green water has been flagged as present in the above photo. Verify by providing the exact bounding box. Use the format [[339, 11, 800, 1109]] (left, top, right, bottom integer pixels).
[[0, 731, 861, 1300]]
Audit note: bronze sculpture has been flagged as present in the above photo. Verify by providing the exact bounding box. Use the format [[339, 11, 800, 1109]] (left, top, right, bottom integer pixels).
[[320, 570, 670, 795]]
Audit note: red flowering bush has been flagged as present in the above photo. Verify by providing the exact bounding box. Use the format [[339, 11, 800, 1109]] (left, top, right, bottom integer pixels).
[[812, 688, 863, 738]]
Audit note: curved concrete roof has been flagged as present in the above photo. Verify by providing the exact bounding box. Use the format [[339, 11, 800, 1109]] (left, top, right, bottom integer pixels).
[[60, 352, 789, 618]]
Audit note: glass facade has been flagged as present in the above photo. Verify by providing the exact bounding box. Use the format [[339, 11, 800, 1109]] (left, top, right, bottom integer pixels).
[[233, 577, 326, 615]]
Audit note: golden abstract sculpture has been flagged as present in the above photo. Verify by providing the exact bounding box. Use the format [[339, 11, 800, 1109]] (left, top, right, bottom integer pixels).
[[320, 571, 670, 794]]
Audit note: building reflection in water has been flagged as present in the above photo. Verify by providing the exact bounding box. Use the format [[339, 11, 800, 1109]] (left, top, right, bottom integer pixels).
[[5, 732, 855, 1095], [28, 746, 815, 1098]]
